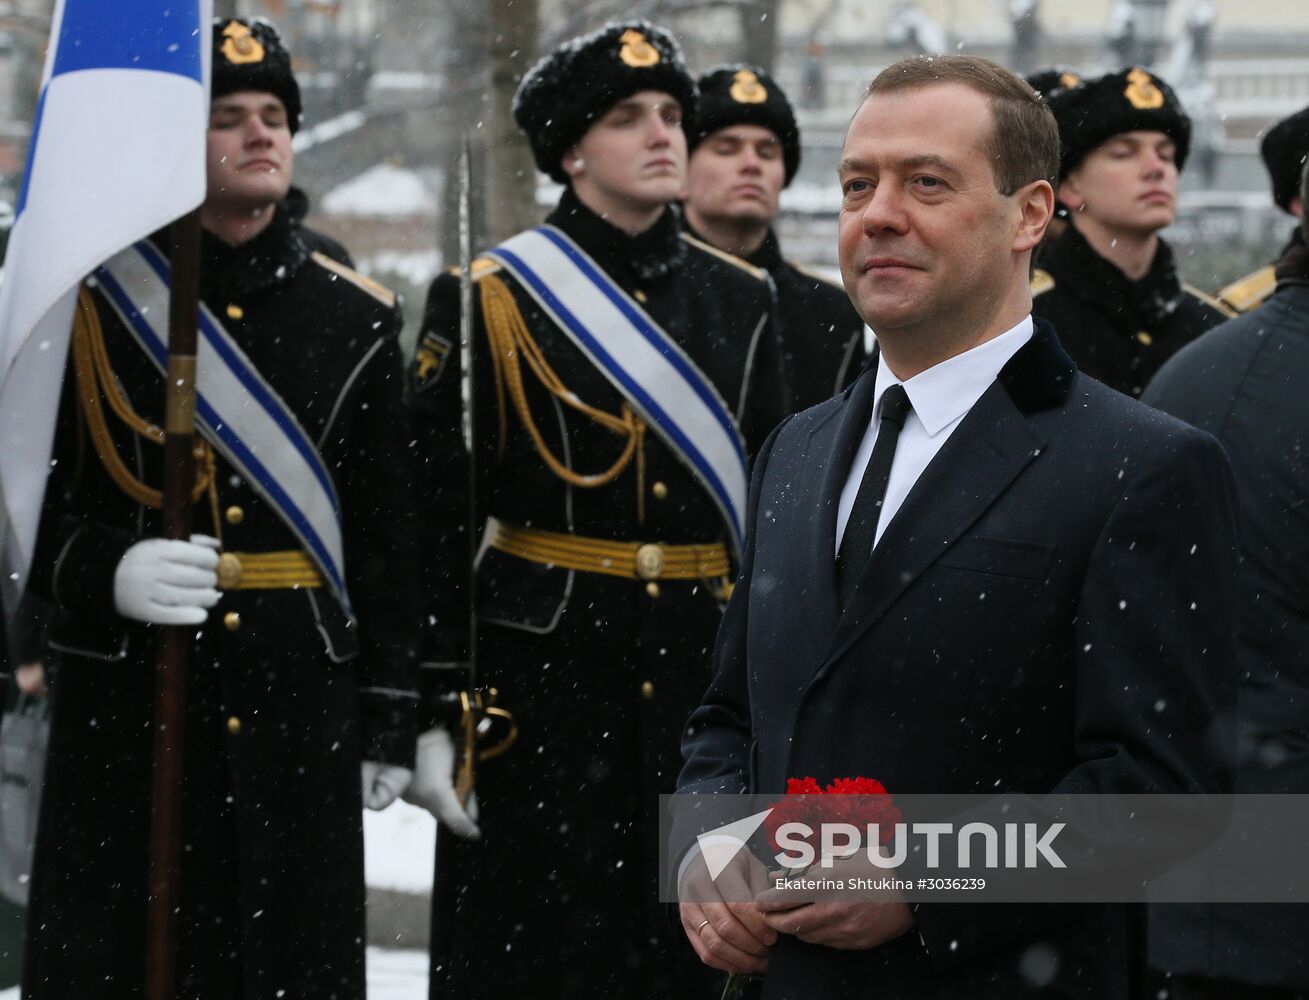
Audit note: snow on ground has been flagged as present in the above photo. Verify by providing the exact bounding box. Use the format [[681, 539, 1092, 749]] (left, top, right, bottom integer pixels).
[[322, 164, 438, 219], [0, 949, 429, 999], [366, 947, 429, 999], [0, 804, 432, 999], [293, 109, 368, 153], [360, 250, 441, 288], [782, 180, 841, 215], [365, 799, 437, 894]]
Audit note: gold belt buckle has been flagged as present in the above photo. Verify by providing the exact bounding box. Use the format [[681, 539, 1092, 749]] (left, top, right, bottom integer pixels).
[[216, 552, 242, 589], [635, 543, 664, 580]]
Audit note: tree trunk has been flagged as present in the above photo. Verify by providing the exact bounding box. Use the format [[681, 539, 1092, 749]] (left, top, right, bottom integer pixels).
[[439, 0, 489, 265], [739, 0, 781, 72], [485, 0, 542, 243]]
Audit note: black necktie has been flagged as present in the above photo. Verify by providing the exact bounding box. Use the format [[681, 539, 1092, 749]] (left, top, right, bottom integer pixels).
[[836, 384, 913, 608]]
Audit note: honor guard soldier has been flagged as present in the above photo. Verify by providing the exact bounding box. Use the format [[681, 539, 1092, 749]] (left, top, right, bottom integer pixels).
[[684, 64, 867, 408], [22, 19, 419, 998], [1033, 67, 1231, 397], [1216, 105, 1309, 313], [405, 21, 785, 999]]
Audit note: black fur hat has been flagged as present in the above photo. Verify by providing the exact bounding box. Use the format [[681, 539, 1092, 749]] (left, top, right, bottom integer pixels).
[[211, 18, 302, 134], [687, 65, 801, 186], [1024, 67, 1084, 105], [1260, 106, 1309, 213], [1049, 67, 1190, 179], [513, 20, 697, 183]]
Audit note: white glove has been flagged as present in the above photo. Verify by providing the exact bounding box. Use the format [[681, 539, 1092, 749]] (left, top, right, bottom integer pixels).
[[113, 535, 222, 625], [361, 761, 414, 811], [402, 726, 481, 839]]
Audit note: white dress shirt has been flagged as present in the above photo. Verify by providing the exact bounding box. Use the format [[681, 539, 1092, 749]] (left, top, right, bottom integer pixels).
[[835, 316, 1035, 555]]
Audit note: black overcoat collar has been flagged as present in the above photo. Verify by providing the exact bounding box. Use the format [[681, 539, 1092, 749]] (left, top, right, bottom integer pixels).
[[1043, 224, 1187, 332], [546, 187, 687, 285]]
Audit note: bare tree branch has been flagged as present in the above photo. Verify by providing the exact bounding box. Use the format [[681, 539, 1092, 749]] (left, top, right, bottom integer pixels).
[[486, 0, 541, 241]]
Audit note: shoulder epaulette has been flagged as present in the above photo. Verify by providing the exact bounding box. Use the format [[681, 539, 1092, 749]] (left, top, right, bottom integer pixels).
[[680, 233, 769, 281], [1031, 268, 1056, 297], [787, 259, 844, 290], [1215, 266, 1276, 314], [444, 257, 503, 281], [310, 251, 396, 308], [1185, 282, 1237, 319]]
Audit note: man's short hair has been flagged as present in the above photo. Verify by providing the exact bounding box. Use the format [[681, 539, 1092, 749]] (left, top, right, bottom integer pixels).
[[864, 55, 1059, 197]]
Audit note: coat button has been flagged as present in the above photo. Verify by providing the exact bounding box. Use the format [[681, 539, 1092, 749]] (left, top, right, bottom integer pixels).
[[1135, 331, 1153, 346], [223, 611, 241, 631], [645, 581, 660, 599], [652, 481, 668, 500], [641, 680, 655, 699], [216, 553, 242, 590], [226, 303, 244, 321], [634, 289, 648, 303], [227, 716, 242, 735], [225, 505, 245, 525]]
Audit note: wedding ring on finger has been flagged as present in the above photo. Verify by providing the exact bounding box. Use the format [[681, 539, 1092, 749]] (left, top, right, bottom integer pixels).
[[696, 918, 711, 934]]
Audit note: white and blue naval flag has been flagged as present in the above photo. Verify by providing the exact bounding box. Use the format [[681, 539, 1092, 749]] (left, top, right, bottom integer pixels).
[[0, 0, 212, 611]]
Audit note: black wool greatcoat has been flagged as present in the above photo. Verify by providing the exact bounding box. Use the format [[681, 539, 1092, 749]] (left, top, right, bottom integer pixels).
[[744, 228, 867, 409], [678, 321, 1239, 999], [1144, 275, 1309, 991], [682, 222, 868, 411], [409, 189, 789, 999], [21, 196, 419, 999], [1033, 224, 1231, 398]]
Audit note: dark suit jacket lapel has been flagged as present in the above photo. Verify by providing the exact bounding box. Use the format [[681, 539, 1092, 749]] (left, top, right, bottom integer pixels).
[[819, 321, 1074, 670], [793, 362, 880, 646]]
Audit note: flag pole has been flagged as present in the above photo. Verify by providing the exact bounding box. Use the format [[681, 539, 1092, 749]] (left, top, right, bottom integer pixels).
[[145, 207, 203, 1000]]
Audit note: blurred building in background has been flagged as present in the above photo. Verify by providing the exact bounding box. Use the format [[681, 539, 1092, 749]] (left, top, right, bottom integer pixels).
[[3, 0, 1308, 342]]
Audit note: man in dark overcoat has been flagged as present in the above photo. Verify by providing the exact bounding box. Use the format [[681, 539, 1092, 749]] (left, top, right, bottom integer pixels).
[[1143, 163, 1309, 1000], [677, 55, 1238, 1000]]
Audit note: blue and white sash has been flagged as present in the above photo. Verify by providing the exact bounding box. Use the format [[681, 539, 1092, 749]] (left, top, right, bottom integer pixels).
[[486, 226, 748, 555], [94, 241, 353, 618]]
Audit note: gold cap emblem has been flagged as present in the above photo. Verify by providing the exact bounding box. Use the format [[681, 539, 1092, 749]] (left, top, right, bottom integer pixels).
[[1059, 72, 1081, 90], [1124, 68, 1164, 110], [619, 30, 660, 68], [221, 21, 265, 66], [730, 69, 768, 104]]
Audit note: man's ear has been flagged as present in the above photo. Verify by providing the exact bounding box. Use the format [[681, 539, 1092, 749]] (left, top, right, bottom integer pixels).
[[1013, 179, 1055, 255], [561, 146, 584, 179]]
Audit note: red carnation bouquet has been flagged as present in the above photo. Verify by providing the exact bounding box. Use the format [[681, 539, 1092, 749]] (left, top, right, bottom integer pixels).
[[763, 775, 901, 857], [720, 777, 901, 1000]]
